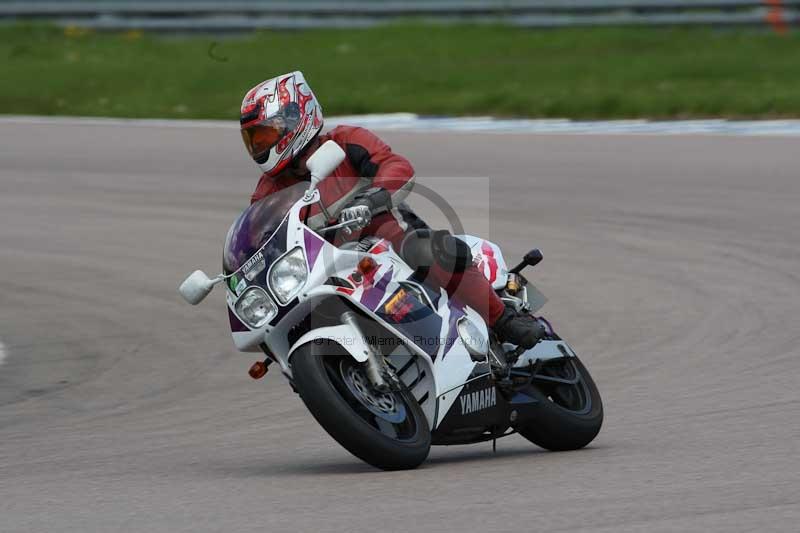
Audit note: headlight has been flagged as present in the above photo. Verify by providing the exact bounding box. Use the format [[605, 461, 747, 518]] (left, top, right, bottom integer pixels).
[[268, 247, 307, 304], [234, 286, 277, 328]]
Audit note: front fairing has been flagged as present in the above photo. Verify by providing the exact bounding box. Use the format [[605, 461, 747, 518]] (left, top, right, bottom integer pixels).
[[222, 184, 312, 344], [220, 186, 371, 347]]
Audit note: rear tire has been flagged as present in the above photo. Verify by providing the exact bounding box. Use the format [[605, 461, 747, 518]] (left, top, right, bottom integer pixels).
[[292, 342, 431, 470], [516, 356, 603, 451]]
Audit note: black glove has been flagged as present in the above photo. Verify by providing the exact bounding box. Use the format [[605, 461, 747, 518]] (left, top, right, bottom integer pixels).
[[350, 187, 392, 214]]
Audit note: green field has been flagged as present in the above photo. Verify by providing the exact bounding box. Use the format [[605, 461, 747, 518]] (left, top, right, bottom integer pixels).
[[3, 24, 800, 119]]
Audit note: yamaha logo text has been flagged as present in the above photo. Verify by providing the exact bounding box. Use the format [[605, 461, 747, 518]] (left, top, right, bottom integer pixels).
[[460, 387, 497, 415]]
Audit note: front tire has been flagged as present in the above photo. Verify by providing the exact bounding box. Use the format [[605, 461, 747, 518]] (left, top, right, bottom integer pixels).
[[516, 356, 603, 451], [292, 342, 431, 470]]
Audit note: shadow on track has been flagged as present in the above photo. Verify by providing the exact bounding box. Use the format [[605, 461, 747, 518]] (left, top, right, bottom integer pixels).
[[207, 443, 609, 479]]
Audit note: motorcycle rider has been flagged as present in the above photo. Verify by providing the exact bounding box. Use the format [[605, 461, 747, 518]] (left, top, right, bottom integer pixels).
[[240, 71, 543, 349]]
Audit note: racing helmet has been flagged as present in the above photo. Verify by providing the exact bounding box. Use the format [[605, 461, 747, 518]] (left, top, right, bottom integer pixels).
[[240, 71, 324, 176]]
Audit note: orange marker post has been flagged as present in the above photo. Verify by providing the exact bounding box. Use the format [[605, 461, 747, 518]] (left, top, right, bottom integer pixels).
[[766, 0, 789, 34]]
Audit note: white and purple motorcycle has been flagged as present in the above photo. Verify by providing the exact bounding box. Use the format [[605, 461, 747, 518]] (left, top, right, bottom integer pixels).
[[179, 141, 602, 470]]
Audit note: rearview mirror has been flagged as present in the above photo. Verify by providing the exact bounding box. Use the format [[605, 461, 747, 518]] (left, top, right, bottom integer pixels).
[[523, 249, 543, 267], [509, 248, 543, 274], [305, 140, 346, 196], [178, 270, 220, 305]]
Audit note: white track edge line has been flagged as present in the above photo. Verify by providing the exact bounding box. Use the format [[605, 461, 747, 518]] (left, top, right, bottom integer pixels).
[[3, 114, 800, 136]]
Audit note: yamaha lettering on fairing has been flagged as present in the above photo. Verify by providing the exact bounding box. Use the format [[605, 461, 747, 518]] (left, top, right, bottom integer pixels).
[[242, 251, 265, 280], [430, 374, 511, 445], [459, 387, 497, 415]]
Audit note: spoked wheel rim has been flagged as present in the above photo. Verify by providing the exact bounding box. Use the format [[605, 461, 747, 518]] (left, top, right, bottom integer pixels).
[[535, 358, 593, 415], [322, 356, 419, 441]]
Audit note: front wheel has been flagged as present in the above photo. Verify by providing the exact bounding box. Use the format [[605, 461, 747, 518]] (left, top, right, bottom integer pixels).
[[515, 356, 603, 451], [291, 342, 431, 470]]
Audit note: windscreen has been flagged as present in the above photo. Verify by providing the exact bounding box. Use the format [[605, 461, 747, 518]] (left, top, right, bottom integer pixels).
[[223, 182, 308, 274]]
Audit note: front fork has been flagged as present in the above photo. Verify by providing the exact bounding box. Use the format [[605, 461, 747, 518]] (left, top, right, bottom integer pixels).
[[340, 311, 395, 392]]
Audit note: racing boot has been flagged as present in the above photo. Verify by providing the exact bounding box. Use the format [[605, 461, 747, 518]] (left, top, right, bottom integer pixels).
[[493, 305, 545, 350]]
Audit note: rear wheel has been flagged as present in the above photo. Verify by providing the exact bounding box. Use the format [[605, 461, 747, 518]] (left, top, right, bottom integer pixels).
[[292, 342, 431, 470], [515, 356, 603, 451]]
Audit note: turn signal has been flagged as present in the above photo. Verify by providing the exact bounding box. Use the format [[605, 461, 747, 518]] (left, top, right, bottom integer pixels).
[[506, 273, 522, 295], [248, 360, 269, 380], [357, 256, 378, 276]]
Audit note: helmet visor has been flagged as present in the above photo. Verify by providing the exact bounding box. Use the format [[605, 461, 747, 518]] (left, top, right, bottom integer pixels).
[[240, 102, 302, 163]]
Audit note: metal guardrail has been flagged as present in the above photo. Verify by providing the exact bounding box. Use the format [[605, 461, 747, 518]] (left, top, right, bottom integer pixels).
[[0, 1, 797, 31]]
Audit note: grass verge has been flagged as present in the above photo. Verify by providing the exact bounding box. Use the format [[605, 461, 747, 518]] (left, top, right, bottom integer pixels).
[[3, 24, 800, 120]]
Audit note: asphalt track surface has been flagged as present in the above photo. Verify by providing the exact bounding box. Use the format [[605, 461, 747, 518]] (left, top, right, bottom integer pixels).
[[1, 120, 798, 532]]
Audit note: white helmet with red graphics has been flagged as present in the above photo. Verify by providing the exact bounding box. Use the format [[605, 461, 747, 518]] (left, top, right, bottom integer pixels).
[[240, 71, 324, 176]]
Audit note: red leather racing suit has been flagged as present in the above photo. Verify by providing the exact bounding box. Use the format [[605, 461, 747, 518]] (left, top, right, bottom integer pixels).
[[251, 125, 505, 325]]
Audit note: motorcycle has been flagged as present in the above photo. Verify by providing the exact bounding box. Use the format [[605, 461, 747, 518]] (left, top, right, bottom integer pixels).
[[179, 141, 603, 470]]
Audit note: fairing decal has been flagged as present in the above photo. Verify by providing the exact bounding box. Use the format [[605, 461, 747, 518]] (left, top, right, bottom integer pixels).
[[360, 268, 394, 310], [459, 235, 509, 290], [367, 239, 391, 255], [441, 299, 466, 360], [375, 287, 443, 358], [477, 241, 499, 284], [303, 228, 324, 270]]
